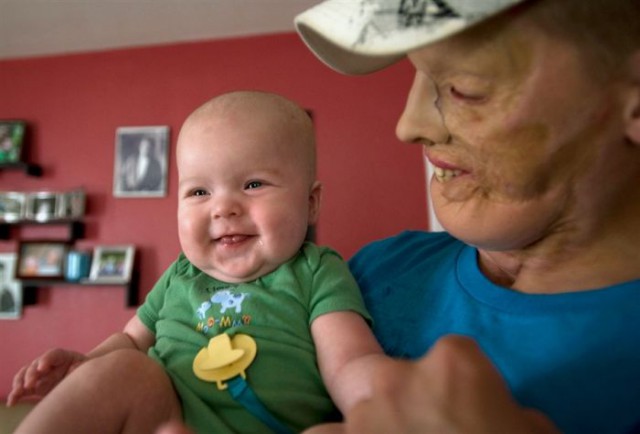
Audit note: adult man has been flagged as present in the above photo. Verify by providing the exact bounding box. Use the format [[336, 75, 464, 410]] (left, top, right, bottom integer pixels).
[[296, 0, 640, 432]]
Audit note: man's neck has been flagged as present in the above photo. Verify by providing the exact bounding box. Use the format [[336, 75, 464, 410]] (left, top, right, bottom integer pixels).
[[477, 217, 640, 294]]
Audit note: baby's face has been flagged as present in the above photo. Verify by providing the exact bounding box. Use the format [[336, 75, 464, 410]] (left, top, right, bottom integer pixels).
[[176, 110, 319, 283]]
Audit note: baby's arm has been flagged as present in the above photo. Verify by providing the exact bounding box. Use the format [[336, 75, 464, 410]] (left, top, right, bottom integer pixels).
[[87, 314, 155, 357], [311, 311, 388, 413], [7, 314, 153, 406]]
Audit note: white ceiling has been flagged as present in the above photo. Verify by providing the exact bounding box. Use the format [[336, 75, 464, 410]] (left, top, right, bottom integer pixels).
[[0, 0, 319, 60]]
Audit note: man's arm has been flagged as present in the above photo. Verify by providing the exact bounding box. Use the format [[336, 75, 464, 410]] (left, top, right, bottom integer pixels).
[[306, 335, 560, 434]]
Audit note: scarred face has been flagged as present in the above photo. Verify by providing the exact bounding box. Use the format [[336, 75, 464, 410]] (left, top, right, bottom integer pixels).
[[396, 13, 630, 253]]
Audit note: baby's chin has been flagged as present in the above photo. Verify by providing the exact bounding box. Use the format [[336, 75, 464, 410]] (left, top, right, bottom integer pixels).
[[203, 263, 280, 284]]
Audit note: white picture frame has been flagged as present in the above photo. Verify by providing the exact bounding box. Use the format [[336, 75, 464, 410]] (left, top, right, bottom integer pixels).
[[26, 192, 59, 222], [0, 253, 22, 319], [0, 191, 26, 223], [57, 189, 86, 220], [113, 126, 169, 198], [88, 245, 135, 283]]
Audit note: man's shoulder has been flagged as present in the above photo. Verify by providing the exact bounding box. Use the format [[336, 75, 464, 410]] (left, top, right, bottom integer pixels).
[[353, 231, 460, 262]]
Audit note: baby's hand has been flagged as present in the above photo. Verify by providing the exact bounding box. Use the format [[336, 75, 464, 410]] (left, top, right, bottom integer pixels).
[[7, 348, 87, 406]]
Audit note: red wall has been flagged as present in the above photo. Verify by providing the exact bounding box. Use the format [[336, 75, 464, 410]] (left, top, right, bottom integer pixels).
[[0, 33, 426, 398]]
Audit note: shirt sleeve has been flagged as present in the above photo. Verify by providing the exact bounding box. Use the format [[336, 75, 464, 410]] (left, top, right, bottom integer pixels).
[[137, 257, 180, 334], [306, 244, 372, 326]]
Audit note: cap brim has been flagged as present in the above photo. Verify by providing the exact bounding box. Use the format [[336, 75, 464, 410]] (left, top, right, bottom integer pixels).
[[295, 0, 525, 75]]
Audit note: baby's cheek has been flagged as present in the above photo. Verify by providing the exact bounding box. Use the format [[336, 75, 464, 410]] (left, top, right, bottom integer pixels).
[[177, 214, 204, 249]]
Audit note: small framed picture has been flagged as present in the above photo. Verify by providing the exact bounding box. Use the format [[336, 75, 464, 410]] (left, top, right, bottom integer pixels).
[[57, 189, 86, 220], [26, 192, 59, 222], [113, 126, 169, 198], [16, 241, 69, 280], [0, 121, 26, 165], [89, 245, 135, 283], [0, 253, 22, 320], [0, 191, 26, 222]]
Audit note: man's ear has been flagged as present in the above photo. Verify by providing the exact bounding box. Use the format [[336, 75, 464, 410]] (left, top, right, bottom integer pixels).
[[624, 52, 640, 145], [308, 181, 322, 225]]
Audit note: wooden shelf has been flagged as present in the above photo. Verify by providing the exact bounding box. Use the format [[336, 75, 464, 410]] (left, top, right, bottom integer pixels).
[[0, 162, 42, 177], [0, 220, 84, 241], [3, 217, 141, 308], [21, 271, 139, 307]]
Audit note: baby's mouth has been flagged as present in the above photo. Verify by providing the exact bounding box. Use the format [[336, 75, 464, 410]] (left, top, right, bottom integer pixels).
[[216, 235, 251, 245]]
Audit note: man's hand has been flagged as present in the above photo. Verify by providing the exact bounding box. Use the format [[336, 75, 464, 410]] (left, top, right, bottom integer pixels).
[[306, 335, 559, 434]]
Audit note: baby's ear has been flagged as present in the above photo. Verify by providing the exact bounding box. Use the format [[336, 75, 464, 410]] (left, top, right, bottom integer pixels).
[[308, 181, 323, 225], [624, 52, 640, 145]]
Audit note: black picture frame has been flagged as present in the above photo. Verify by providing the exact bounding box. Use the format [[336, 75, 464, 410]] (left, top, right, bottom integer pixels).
[[0, 121, 26, 165], [16, 241, 69, 280]]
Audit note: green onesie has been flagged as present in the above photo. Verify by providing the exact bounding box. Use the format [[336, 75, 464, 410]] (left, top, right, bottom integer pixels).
[[137, 242, 370, 433]]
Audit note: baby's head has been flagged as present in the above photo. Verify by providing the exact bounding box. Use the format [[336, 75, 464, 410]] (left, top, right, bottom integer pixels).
[[176, 91, 321, 283]]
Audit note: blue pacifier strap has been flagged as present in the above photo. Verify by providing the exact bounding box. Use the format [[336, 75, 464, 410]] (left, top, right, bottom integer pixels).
[[227, 377, 295, 434]]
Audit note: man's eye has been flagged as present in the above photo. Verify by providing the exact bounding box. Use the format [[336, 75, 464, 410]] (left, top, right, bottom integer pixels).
[[245, 181, 263, 190], [450, 86, 486, 103]]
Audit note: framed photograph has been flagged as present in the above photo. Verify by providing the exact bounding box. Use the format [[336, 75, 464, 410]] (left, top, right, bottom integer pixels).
[[89, 245, 135, 283], [26, 192, 59, 222], [0, 121, 26, 165], [113, 126, 169, 198], [16, 241, 69, 280], [0, 253, 22, 320], [0, 191, 26, 222], [57, 189, 86, 220]]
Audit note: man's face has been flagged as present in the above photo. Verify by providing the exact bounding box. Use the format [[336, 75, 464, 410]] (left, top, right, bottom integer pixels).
[[397, 13, 629, 252]]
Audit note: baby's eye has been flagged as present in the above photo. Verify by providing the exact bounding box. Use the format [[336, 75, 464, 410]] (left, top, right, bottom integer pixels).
[[192, 189, 209, 196], [245, 181, 263, 190]]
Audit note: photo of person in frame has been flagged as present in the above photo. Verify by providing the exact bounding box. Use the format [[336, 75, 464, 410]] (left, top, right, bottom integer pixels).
[[114, 127, 169, 197], [97, 251, 126, 278], [0, 262, 16, 313], [0, 254, 22, 319], [17, 243, 67, 278]]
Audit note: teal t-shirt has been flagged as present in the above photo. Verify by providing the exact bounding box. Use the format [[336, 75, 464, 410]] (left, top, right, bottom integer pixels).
[[350, 231, 640, 434], [137, 242, 370, 433]]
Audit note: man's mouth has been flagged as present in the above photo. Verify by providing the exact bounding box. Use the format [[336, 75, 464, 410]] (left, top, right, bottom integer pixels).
[[434, 166, 463, 183], [424, 150, 467, 184]]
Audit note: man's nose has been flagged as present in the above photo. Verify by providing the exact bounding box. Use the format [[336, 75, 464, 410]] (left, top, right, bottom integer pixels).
[[396, 72, 450, 146]]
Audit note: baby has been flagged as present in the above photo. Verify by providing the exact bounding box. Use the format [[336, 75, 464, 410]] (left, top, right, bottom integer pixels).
[[8, 91, 385, 434]]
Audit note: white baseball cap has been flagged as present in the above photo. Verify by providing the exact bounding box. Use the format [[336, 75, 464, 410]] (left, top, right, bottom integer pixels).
[[295, 0, 526, 75]]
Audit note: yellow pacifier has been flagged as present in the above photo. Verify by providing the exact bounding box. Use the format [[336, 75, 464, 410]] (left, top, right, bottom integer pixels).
[[193, 333, 257, 390], [192, 332, 293, 434]]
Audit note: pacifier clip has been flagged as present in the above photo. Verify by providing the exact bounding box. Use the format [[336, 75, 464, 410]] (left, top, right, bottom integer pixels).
[[193, 333, 295, 434]]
